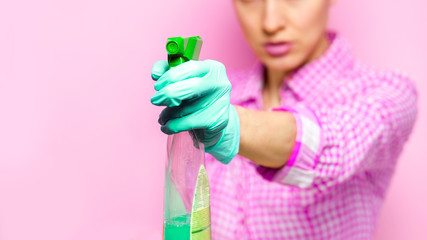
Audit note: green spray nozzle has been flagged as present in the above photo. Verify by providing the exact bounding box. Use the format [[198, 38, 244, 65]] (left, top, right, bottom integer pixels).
[[166, 36, 203, 68]]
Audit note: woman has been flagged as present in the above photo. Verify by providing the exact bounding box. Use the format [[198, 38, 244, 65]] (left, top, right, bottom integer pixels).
[[151, 0, 417, 239]]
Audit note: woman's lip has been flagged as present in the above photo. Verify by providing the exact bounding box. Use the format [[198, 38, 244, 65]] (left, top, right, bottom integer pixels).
[[264, 42, 292, 57]]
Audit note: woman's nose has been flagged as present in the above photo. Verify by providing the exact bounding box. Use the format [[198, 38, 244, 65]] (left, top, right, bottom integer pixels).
[[263, 0, 286, 35]]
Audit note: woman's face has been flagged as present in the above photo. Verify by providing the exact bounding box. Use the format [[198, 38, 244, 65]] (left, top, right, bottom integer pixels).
[[233, 0, 335, 73]]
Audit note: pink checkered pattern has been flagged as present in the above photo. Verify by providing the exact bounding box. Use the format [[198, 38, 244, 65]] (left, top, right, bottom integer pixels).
[[205, 32, 418, 240]]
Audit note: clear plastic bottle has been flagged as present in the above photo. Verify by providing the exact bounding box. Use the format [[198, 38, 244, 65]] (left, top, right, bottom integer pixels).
[[162, 36, 211, 240], [163, 131, 211, 240]]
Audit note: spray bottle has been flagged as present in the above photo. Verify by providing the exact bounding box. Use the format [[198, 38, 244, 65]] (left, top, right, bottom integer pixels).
[[163, 36, 212, 240]]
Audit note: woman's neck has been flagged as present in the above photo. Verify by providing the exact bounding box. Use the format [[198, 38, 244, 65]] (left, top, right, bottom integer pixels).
[[262, 69, 288, 110]]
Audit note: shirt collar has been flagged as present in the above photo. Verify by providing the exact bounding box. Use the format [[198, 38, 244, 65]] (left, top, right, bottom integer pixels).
[[232, 31, 355, 103]]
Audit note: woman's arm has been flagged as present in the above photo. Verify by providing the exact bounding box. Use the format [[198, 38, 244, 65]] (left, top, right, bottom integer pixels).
[[235, 105, 297, 169], [236, 70, 417, 190]]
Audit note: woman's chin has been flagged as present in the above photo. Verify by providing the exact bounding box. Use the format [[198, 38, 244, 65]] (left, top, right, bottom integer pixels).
[[262, 56, 300, 74]]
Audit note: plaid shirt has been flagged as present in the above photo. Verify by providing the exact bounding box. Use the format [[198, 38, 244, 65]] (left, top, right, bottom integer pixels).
[[205, 32, 417, 240]]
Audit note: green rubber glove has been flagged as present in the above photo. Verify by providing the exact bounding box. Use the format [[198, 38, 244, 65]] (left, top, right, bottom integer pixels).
[[151, 60, 240, 164]]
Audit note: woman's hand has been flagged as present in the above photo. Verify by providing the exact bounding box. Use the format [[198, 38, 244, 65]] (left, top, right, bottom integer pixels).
[[151, 60, 240, 164]]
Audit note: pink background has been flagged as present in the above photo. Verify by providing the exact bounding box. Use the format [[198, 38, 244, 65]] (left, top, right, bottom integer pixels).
[[0, 0, 425, 239]]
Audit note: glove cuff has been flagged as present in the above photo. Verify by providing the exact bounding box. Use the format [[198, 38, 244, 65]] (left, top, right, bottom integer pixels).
[[205, 105, 240, 164]]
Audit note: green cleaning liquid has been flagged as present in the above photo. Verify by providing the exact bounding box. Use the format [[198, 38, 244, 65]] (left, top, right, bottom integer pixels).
[[164, 167, 211, 240], [164, 214, 191, 239]]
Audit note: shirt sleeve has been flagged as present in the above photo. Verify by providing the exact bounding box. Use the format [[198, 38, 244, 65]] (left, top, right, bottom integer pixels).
[[256, 74, 418, 189]]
